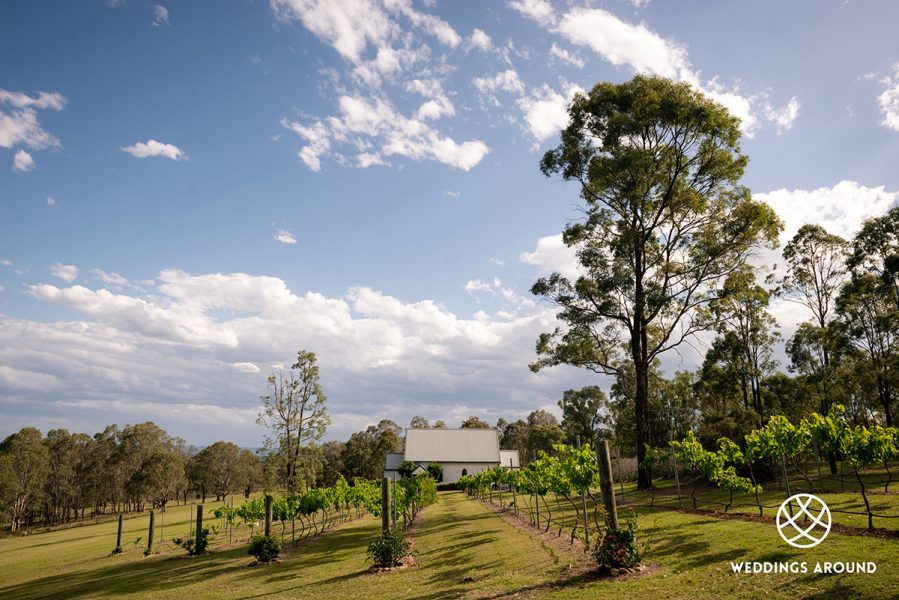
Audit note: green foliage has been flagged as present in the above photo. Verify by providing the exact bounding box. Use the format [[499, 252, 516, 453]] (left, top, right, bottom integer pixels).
[[257, 349, 330, 494], [744, 415, 810, 462], [593, 512, 641, 570], [806, 404, 850, 454], [531, 74, 783, 490], [426, 463, 443, 482], [671, 431, 759, 500], [248, 534, 282, 562], [397, 461, 417, 478], [172, 528, 209, 556], [367, 528, 411, 568]]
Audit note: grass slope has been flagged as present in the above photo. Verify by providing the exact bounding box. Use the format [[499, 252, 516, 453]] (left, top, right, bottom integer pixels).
[[2, 491, 898, 599]]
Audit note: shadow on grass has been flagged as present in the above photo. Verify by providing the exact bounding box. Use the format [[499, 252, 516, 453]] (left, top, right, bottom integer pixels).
[[0, 519, 379, 600]]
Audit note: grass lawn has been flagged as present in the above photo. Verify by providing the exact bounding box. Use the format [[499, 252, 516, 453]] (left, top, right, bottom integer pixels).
[[2, 491, 898, 599]]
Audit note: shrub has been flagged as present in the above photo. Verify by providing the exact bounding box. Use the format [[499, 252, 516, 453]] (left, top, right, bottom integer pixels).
[[248, 534, 282, 563], [593, 513, 641, 570], [398, 461, 417, 478], [173, 527, 209, 556], [367, 528, 411, 567], [427, 462, 443, 482]]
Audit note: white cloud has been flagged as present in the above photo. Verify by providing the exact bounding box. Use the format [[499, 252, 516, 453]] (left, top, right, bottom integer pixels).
[[91, 268, 129, 287], [4, 270, 595, 443], [756, 180, 898, 246], [557, 7, 694, 82], [508, 0, 556, 26], [489, 257, 505, 266], [357, 152, 387, 167], [12, 150, 35, 172], [271, 0, 395, 64], [764, 96, 801, 134], [0, 89, 66, 151], [405, 78, 443, 98], [281, 119, 331, 171], [121, 139, 186, 160], [50, 263, 79, 283], [533, 7, 786, 137], [274, 228, 298, 245], [152, 4, 169, 26], [415, 95, 455, 120], [465, 278, 495, 295], [0, 89, 66, 110], [519, 234, 582, 280], [473, 69, 525, 102], [469, 28, 492, 52], [549, 43, 584, 68], [442, 190, 461, 198], [286, 94, 488, 171], [1, 259, 13, 267], [47, 196, 56, 208], [878, 63, 899, 131], [517, 83, 583, 142], [385, 0, 460, 48]]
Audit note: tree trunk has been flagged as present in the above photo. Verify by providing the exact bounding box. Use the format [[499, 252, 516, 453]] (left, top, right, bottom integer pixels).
[[634, 359, 651, 490]]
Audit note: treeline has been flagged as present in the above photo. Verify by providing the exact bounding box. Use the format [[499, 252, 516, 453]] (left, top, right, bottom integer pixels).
[[0, 423, 262, 532]]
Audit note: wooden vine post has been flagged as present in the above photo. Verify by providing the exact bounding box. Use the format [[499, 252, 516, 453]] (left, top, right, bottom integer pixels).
[[264, 495, 273, 537], [597, 441, 619, 530], [510, 457, 518, 516], [114, 513, 123, 554], [381, 477, 390, 533], [145, 510, 155, 556], [195, 504, 204, 551]]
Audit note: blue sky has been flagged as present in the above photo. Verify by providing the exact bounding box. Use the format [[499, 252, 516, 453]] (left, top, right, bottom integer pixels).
[[1, 0, 898, 447]]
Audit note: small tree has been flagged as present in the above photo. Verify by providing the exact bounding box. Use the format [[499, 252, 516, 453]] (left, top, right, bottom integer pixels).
[[257, 350, 330, 494], [842, 425, 894, 530]]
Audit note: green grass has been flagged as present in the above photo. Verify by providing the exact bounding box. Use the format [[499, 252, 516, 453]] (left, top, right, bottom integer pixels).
[[2, 491, 899, 599]]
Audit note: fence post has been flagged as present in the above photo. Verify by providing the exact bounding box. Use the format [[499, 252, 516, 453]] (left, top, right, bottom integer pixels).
[[160, 505, 165, 541], [264, 495, 273, 537], [145, 510, 155, 556], [597, 441, 619, 531], [381, 477, 390, 533], [195, 504, 203, 551], [114, 513, 123, 553], [392, 474, 398, 529]]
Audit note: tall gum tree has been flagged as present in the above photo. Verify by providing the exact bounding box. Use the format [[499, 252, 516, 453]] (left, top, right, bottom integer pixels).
[[530, 75, 782, 489]]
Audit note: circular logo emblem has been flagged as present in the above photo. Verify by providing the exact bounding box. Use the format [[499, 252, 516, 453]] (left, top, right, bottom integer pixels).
[[776, 493, 831, 548]]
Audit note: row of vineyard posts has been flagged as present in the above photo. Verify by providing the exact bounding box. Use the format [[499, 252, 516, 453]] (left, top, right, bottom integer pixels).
[[110, 472, 438, 563]]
